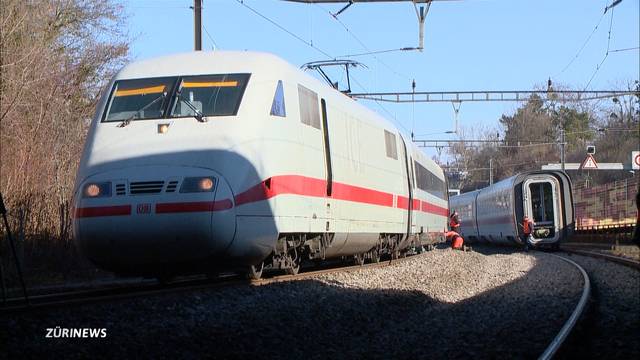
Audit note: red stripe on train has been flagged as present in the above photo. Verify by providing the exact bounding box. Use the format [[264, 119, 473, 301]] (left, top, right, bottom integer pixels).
[[75, 205, 131, 218], [156, 199, 233, 213], [332, 181, 393, 207], [234, 175, 447, 216], [397, 196, 409, 209], [421, 201, 449, 217], [234, 175, 392, 207], [412, 199, 421, 211]]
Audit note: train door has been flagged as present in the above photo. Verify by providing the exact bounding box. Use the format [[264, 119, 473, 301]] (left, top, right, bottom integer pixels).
[[408, 156, 417, 235], [320, 98, 333, 228], [523, 178, 561, 241], [399, 136, 413, 243], [298, 84, 325, 231]]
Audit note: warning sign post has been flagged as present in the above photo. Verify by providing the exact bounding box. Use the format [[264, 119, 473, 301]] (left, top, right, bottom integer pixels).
[[580, 154, 598, 170]]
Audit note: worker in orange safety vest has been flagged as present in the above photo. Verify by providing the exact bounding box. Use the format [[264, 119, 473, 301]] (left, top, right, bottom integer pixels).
[[445, 230, 464, 250], [520, 215, 534, 252], [449, 211, 461, 232]]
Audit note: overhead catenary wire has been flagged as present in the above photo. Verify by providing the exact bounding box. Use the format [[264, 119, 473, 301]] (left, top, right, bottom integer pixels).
[[234, 0, 412, 135], [417, 142, 562, 149], [555, 11, 606, 78], [609, 46, 640, 53], [311, 3, 417, 134], [338, 47, 420, 58], [202, 24, 219, 50], [234, 0, 334, 60], [351, 75, 413, 135], [583, 3, 616, 90], [443, 159, 547, 172], [313, 3, 412, 81]]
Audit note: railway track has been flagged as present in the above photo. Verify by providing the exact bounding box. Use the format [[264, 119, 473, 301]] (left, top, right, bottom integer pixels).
[[0, 253, 421, 314], [561, 245, 640, 270], [539, 253, 591, 360], [541, 246, 639, 359]]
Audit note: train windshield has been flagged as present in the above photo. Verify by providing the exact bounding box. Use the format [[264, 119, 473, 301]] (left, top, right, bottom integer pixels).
[[103, 77, 177, 122], [530, 182, 555, 224], [170, 74, 250, 118]]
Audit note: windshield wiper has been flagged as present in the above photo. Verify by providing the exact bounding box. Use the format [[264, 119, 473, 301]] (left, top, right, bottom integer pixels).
[[176, 93, 206, 122], [118, 92, 167, 128]]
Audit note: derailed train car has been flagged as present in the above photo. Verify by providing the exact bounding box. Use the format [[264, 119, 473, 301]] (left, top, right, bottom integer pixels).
[[450, 171, 574, 249], [72, 51, 449, 279]]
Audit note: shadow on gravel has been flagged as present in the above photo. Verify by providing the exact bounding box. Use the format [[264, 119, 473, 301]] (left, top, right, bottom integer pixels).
[[0, 250, 588, 360]]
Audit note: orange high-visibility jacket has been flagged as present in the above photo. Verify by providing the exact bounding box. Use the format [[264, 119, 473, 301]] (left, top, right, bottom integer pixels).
[[523, 219, 533, 234], [450, 215, 460, 228]]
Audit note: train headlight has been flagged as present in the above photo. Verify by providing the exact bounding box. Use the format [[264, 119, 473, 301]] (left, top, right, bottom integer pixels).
[[158, 123, 170, 134], [180, 177, 215, 193], [198, 178, 214, 191], [82, 182, 112, 198]]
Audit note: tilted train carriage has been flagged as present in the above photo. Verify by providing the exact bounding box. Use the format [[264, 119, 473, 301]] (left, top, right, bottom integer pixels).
[[450, 171, 574, 249]]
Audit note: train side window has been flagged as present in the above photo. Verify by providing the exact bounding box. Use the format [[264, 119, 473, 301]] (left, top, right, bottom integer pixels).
[[297, 84, 320, 129], [270, 80, 286, 117], [414, 160, 446, 199], [384, 130, 398, 159]]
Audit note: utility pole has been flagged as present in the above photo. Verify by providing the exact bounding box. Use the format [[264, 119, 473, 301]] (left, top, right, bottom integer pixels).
[[560, 128, 566, 171], [489, 158, 493, 185], [194, 0, 202, 51]]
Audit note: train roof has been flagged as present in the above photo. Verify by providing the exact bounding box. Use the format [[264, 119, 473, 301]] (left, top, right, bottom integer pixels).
[[115, 51, 294, 80], [113, 51, 439, 172]]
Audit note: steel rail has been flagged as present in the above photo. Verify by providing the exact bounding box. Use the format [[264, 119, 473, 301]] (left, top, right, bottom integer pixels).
[[561, 247, 640, 270], [0, 275, 244, 313], [539, 253, 591, 360], [0, 252, 426, 313]]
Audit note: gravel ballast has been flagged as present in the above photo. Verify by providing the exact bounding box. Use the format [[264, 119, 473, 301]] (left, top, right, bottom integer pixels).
[[1, 246, 585, 359], [557, 253, 640, 359]]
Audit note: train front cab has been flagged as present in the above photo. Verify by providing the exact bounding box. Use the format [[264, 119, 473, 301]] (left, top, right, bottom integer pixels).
[[519, 172, 573, 248]]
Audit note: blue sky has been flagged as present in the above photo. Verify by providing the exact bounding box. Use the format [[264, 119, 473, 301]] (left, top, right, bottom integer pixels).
[[124, 0, 639, 160]]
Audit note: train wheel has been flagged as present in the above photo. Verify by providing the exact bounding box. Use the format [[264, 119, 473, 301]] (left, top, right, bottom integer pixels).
[[284, 246, 301, 275], [370, 249, 380, 263], [285, 262, 300, 275], [354, 254, 365, 266], [248, 262, 264, 280]]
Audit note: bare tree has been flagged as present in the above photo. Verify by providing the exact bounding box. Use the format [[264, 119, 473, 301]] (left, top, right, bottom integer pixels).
[[0, 0, 129, 282]]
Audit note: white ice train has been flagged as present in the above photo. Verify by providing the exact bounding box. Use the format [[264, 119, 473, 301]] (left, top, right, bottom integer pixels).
[[449, 171, 575, 249], [72, 51, 449, 278]]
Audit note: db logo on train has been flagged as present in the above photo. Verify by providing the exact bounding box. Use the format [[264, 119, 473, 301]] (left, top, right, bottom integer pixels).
[[136, 203, 151, 214]]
